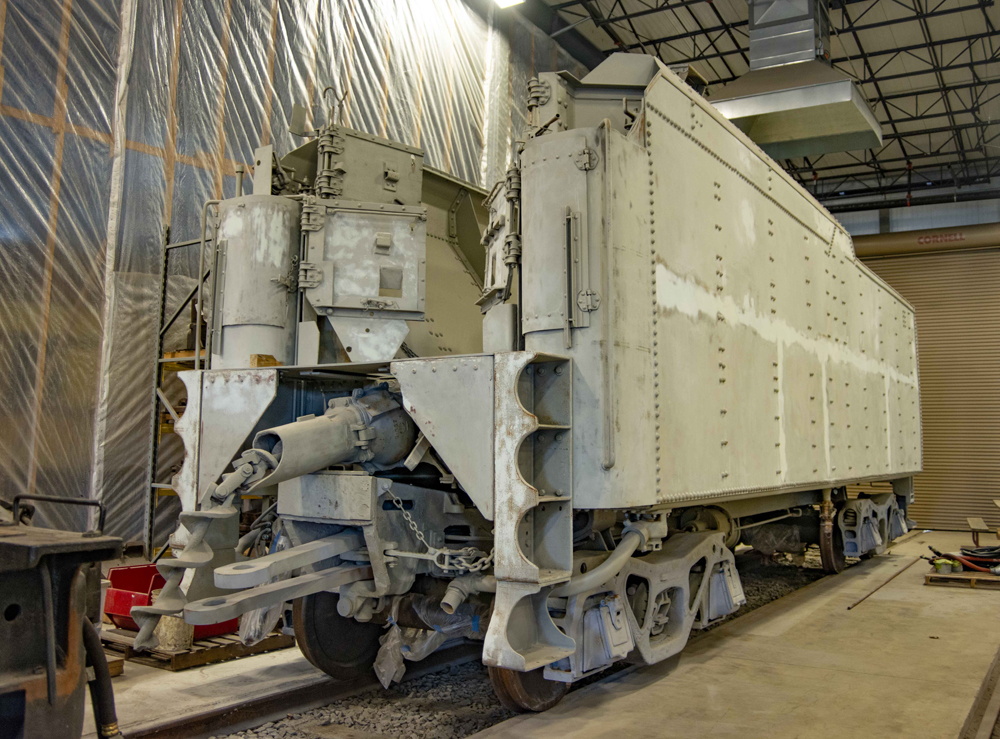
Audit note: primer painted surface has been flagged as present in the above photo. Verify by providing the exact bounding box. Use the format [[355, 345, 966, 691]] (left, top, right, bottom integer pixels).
[[643, 72, 920, 503], [173, 369, 278, 513], [392, 355, 495, 519], [519, 68, 920, 510]]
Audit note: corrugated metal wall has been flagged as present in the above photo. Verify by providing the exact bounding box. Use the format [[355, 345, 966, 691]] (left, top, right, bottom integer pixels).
[[862, 249, 1000, 530]]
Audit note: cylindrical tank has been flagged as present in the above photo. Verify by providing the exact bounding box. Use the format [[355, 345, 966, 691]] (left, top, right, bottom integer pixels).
[[212, 194, 300, 368]]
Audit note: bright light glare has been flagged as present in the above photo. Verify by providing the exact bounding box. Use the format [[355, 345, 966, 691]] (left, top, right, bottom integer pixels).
[[494, 0, 525, 7]]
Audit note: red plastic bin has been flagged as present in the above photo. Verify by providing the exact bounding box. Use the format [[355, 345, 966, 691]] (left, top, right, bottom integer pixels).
[[104, 563, 237, 639]]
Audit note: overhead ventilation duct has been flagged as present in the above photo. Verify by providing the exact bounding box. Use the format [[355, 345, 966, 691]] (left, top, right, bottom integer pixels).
[[710, 0, 882, 159]]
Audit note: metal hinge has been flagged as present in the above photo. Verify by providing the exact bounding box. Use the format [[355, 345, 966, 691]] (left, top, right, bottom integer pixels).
[[298, 261, 322, 289], [300, 196, 325, 232], [503, 233, 521, 266], [575, 147, 598, 171], [383, 163, 399, 191], [526, 77, 551, 110], [577, 289, 601, 312], [318, 128, 345, 156]]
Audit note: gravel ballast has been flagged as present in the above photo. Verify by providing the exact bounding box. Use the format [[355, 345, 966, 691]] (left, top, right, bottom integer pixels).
[[214, 549, 835, 739]]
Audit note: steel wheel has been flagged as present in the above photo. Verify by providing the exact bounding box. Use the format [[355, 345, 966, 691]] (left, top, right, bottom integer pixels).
[[293, 592, 383, 680], [488, 666, 569, 712]]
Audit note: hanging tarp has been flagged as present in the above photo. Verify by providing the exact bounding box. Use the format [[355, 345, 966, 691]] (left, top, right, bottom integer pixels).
[[0, 0, 588, 539]]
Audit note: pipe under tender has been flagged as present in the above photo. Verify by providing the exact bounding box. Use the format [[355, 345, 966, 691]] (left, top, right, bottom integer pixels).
[[441, 575, 497, 614], [550, 530, 643, 598]]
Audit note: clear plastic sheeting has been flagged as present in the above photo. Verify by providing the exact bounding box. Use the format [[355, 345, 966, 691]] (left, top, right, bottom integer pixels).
[[373, 592, 484, 688], [0, 0, 588, 539]]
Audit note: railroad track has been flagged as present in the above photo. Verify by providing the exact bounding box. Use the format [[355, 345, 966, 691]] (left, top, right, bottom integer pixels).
[[107, 642, 483, 739], [105, 545, 898, 739]]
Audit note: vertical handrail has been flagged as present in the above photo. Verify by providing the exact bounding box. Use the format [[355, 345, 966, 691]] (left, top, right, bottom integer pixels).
[[564, 207, 574, 349], [600, 120, 616, 470], [204, 231, 221, 362], [143, 226, 170, 559], [195, 200, 220, 370]]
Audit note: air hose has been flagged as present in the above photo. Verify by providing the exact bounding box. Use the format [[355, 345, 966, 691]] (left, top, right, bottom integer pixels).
[[82, 617, 124, 739], [929, 546, 995, 573], [959, 544, 1000, 560]]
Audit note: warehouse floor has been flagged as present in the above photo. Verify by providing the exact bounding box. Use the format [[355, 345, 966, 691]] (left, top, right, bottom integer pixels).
[[473, 531, 1000, 739]]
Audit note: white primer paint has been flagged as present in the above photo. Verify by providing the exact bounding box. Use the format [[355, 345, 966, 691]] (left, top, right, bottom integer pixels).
[[655, 260, 917, 481], [821, 360, 832, 477], [776, 340, 787, 481], [654, 262, 917, 389], [884, 374, 893, 470]]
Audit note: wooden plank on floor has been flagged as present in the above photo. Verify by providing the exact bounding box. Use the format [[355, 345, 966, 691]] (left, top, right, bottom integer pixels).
[[164, 633, 295, 671]]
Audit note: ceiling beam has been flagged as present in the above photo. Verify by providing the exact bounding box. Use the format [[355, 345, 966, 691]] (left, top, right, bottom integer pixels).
[[656, 30, 996, 67], [871, 77, 1000, 104], [810, 160, 992, 187], [791, 151, 990, 175], [824, 187, 1000, 212], [619, 1, 993, 53], [512, 0, 606, 69]]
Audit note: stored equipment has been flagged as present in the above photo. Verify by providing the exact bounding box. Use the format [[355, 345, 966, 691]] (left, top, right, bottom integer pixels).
[[133, 54, 921, 712]]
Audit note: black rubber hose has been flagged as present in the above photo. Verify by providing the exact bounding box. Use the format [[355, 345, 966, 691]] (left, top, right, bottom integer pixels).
[[82, 617, 124, 738]]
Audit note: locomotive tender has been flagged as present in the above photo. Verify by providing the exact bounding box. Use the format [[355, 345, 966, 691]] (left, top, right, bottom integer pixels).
[[132, 55, 920, 711]]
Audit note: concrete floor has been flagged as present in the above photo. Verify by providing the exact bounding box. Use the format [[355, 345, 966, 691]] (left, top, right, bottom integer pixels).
[[473, 531, 1000, 739], [82, 646, 328, 738]]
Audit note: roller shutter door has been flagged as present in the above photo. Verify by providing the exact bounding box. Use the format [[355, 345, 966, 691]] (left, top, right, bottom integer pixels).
[[861, 249, 1000, 530]]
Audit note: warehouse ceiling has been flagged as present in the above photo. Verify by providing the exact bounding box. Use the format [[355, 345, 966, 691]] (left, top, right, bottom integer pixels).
[[541, 0, 1000, 210]]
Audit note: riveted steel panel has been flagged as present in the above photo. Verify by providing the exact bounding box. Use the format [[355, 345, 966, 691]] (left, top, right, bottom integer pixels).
[[520, 134, 591, 335], [642, 71, 920, 505], [173, 369, 278, 515], [519, 69, 920, 511], [392, 355, 495, 519]]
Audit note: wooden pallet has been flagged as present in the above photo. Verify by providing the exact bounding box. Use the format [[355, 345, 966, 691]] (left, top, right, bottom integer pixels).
[[162, 349, 205, 360], [100, 627, 294, 671], [105, 652, 125, 678], [924, 571, 1000, 590]]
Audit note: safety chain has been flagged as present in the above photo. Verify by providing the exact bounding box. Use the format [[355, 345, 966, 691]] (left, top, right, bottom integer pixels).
[[389, 491, 494, 573]]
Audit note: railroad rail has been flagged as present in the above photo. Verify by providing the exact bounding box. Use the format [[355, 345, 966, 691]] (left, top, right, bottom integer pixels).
[[85, 643, 482, 739]]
